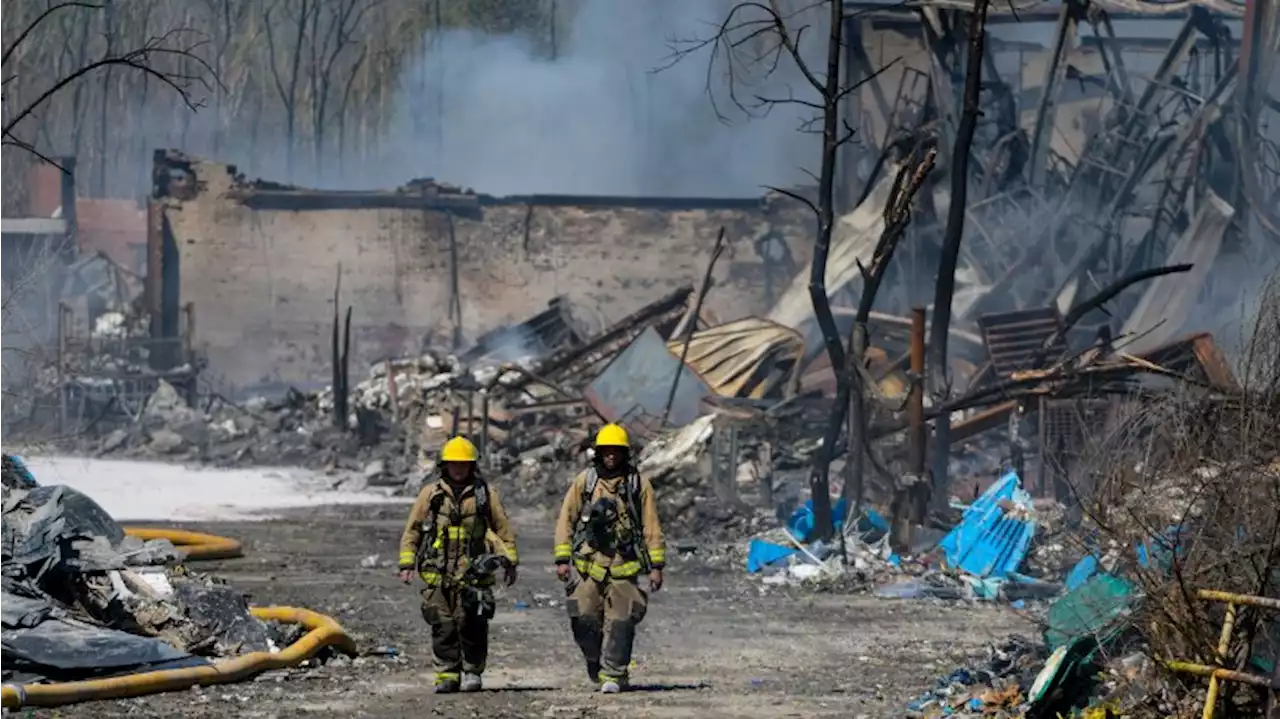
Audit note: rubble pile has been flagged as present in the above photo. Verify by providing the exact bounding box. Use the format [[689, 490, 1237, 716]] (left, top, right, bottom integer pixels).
[[66, 287, 800, 540], [637, 415, 773, 539], [905, 636, 1045, 718], [901, 620, 1228, 718], [0, 475, 297, 684]]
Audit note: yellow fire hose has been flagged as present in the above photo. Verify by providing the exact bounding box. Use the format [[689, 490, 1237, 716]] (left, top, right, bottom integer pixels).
[[0, 529, 358, 710], [123, 527, 245, 561]]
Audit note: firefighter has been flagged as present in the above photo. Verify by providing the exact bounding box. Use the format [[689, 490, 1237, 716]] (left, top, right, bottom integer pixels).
[[554, 423, 666, 693], [398, 436, 519, 694]]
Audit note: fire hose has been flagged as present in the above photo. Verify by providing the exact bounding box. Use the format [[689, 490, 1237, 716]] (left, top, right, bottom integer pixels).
[[123, 527, 245, 561], [0, 529, 357, 710]]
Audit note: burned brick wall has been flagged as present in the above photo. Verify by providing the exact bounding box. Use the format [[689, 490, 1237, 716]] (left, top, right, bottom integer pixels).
[[161, 156, 813, 391]]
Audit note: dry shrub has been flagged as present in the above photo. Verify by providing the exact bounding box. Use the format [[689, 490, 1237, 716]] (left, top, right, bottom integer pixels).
[[1072, 275, 1280, 710]]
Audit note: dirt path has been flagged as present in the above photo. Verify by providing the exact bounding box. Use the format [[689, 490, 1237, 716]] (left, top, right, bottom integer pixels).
[[50, 504, 1030, 718]]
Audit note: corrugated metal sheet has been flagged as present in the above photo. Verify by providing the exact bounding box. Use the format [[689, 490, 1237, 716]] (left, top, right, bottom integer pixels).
[[977, 308, 1068, 377], [665, 317, 804, 399], [766, 166, 899, 346], [766, 164, 988, 354], [1120, 191, 1234, 356], [582, 327, 713, 434], [937, 472, 1036, 580]]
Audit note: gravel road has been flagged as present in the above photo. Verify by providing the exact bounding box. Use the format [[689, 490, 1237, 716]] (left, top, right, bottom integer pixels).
[[40, 502, 1031, 718]]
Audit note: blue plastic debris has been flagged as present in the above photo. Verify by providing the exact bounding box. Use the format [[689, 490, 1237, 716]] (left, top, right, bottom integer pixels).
[[936, 471, 1036, 581], [966, 576, 1003, 600], [1045, 573, 1136, 651], [514, 600, 530, 609], [786, 498, 847, 543], [856, 507, 890, 537], [1065, 554, 1099, 590], [1136, 525, 1185, 570], [745, 538, 797, 573]]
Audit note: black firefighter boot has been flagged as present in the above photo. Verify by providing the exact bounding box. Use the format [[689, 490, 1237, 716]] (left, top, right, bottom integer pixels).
[[570, 616, 604, 685], [599, 620, 637, 693]]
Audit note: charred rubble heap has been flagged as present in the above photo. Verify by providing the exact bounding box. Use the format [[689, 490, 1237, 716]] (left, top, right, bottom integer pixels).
[[3, 250, 205, 437], [0, 464, 313, 685]]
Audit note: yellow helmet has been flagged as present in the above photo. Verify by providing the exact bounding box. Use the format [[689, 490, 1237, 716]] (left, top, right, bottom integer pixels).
[[594, 423, 630, 449], [440, 436, 478, 463]]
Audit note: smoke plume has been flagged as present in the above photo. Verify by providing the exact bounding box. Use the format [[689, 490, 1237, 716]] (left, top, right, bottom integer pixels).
[[386, 0, 820, 196]]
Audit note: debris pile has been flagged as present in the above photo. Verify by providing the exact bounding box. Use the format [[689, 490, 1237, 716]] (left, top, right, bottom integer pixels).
[[0, 473, 291, 684], [4, 251, 204, 438], [740, 472, 1057, 598], [905, 636, 1044, 718], [71, 287, 801, 539]]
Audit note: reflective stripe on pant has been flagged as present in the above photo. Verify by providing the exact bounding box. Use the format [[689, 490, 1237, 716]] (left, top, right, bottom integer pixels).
[[565, 576, 648, 681], [421, 584, 494, 676]]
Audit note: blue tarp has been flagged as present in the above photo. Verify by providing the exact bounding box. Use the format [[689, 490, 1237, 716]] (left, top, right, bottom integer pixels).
[[786, 498, 849, 543], [746, 539, 797, 573], [1063, 524, 1187, 594], [1065, 555, 1099, 591], [937, 472, 1036, 581]]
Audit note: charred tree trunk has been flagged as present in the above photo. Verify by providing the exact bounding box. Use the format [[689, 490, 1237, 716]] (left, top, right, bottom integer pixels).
[[331, 264, 348, 429], [841, 150, 937, 524], [928, 0, 989, 506], [805, 0, 848, 542]]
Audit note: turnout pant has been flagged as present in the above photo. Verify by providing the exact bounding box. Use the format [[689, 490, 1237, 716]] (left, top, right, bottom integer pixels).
[[566, 575, 648, 681], [420, 583, 495, 682]]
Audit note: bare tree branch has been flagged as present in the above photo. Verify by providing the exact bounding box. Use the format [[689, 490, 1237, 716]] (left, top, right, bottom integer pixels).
[[659, 0, 904, 541], [2, 6, 219, 163]]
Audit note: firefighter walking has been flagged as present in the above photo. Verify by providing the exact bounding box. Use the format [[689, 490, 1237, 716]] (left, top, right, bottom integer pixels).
[[554, 423, 666, 693], [398, 436, 519, 694]]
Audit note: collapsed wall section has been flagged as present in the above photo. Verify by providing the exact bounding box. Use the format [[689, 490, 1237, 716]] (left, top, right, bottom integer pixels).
[[161, 156, 813, 390]]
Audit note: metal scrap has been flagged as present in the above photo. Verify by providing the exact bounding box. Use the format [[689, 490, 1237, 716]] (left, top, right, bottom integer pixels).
[[665, 317, 805, 400]]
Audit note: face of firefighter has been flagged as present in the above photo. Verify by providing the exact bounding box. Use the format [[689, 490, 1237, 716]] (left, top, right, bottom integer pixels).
[[598, 447, 624, 471], [443, 461, 473, 483]]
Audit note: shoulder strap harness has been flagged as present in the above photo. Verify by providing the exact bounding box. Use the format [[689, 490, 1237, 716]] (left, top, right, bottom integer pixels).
[[581, 467, 641, 512], [417, 479, 493, 572], [579, 467, 648, 571]]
